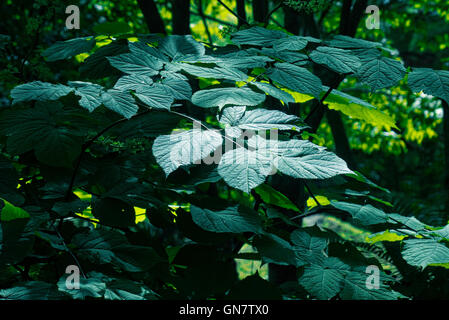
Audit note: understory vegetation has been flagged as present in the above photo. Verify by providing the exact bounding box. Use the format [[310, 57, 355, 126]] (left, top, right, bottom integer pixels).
[[1, 0, 449, 300]]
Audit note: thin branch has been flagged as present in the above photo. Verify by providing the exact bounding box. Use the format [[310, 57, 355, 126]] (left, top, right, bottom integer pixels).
[[304, 86, 334, 123], [305, 73, 347, 123], [53, 226, 87, 279], [339, 0, 352, 35], [386, 216, 426, 237], [269, 16, 283, 28], [287, 207, 344, 222], [320, 86, 335, 104], [217, 0, 249, 26], [289, 211, 315, 221], [137, 0, 166, 34], [236, 0, 247, 28], [265, 1, 283, 23], [190, 11, 235, 27], [197, 0, 213, 44]]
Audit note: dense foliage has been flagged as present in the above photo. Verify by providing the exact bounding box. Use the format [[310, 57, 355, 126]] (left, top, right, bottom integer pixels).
[[1, 0, 449, 301]]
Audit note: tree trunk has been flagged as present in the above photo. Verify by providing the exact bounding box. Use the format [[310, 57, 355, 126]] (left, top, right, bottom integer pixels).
[[137, 0, 166, 34], [236, 0, 247, 28], [327, 110, 356, 168], [283, 6, 299, 34], [252, 0, 268, 24], [298, 12, 320, 37], [172, 0, 191, 34]]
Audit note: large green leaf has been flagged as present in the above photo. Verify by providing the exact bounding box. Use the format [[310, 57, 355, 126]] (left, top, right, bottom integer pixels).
[[51, 198, 89, 218], [152, 129, 223, 176], [57, 273, 106, 299], [104, 278, 159, 300], [159, 35, 205, 61], [290, 229, 327, 265], [208, 50, 273, 69], [104, 183, 162, 210], [177, 63, 247, 81], [169, 165, 223, 186], [310, 46, 361, 74], [388, 213, 427, 232], [113, 244, 163, 272], [0, 282, 63, 300], [192, 86, 266, 109], [324, 88, 398, 130], [231, 26, 287, 46], [217, 146, 273, 193], [218, 136, 352, 192], [219, 106, 306, 137], [299, 257, 350, 300], [130, 41, 168, 62], [72, 229, 163, 272], [42, 37, 96, 61], [250, 82, 295, 104], [330, 201, 389, 226], [71, 229, 120, 264], [274, 145, 353, 179], [272, 36, 308, 51], [0, 200, 33, 264], [260, 48, 309, 64], [107, 51, 163, 76], [190, 205, 263, 234], [340, 269, 402, 300], [134, 85, 174, 110], [114, 74, 154, 91], [154, 78, 192, 100], [112, 110, 180, 139], [80, 40, 129, 78], [253, 233, 297, 266], [402, 239, 449, 269], [0, 102, 83, 167], [101, 89, 139, 119], [407, 68, 449, 103], [356, 56, 406, 90], [235, 108, 305, 131], [254, 184, 299, 212], [219, 105, 246, 128], [249, 137, 353, 180], [0, 210, 35, 265], [0, 199, 30, 222], [267, 63, 322, 98], [327, 35, 382, 49], [11, 81, 73, 104], [68, 81, 104, 112]]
